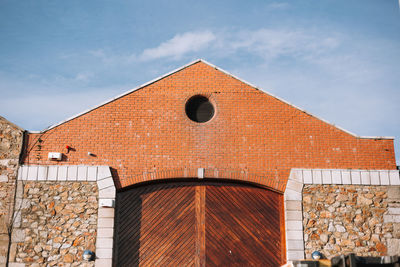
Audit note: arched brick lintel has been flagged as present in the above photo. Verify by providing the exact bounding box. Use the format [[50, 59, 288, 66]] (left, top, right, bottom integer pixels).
[[120, 168, 286, 193]]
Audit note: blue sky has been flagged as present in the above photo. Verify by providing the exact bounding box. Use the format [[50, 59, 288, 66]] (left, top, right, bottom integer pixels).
[[1, 0, 399, 164]]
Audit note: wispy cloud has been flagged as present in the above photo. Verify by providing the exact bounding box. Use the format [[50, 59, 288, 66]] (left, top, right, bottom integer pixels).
[[225, 29, 340, 60], [266, 2, 291, 10], [140, 31, 216, 61], [137, 28, 340, 62]]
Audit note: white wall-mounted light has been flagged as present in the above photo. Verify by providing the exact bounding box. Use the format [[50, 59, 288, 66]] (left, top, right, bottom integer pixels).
[[83, 250, 95, 261], [48, 152, 62, 161], [99, 199, 115, 208]]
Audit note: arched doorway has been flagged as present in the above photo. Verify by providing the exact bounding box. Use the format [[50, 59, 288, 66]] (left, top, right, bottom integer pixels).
[[113, 180, 285, 266]]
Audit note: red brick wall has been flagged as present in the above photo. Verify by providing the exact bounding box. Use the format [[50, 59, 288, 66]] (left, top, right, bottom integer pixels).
[[22, 62, 396, 191]]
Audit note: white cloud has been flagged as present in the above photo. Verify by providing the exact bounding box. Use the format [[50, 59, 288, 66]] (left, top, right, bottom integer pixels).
[[137, 28, 340, 63], [89, 49, 106, 59], [140, 31, 216, 61], [226, 28, 340, 59], [75, 71, 93, 82], [266, 2, 290, 9]]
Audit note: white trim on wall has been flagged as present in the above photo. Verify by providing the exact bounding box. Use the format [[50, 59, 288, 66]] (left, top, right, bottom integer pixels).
[[15, 165, 116, 267], [284, 168, 400, 262]]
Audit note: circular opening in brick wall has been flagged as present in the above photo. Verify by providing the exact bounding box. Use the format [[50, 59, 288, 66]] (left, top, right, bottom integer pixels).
[[185, 95, 215, 123]]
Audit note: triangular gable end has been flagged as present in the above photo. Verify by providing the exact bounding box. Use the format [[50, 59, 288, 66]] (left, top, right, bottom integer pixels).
[[31, 59, 394, 140]]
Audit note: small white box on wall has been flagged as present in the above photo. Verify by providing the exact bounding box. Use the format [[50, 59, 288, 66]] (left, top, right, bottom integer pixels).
[[99, 199, 115, 208], [48, 152, 62, 161]]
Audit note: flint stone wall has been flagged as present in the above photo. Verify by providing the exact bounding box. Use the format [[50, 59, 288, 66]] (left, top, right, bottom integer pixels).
[[10, 182, 98, 266], [303, 185, 400, 259], [0, 116, 24, 265]]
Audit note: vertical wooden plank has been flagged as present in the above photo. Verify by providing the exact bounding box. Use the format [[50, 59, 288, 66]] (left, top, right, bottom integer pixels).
[[279, 194, 286, 265], [195, 185, 206, 267]]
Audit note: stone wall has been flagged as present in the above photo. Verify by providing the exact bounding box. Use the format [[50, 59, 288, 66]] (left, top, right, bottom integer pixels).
[[10, 182, 98, 266], [303, 185, 400, 259], [0, 116, 24, 265]]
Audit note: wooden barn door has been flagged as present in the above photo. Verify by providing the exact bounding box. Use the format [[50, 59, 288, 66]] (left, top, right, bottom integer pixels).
[[205, 183, 284, 266], [113, 181, 284, 266]]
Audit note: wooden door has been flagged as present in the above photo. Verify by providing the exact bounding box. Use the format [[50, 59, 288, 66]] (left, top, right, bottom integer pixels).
[[113, 183, 197, 266], [205, 182, 284, 266], [113, 181, 284, 266]]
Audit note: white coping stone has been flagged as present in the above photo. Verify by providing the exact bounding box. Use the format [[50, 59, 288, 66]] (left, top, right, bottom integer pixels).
[[342, 171, 351, 184], [96, 238, 114, 249], [99, 186, 116, 199], [47, 166, 58, 181], [21, 166, 28, 180], [370, 171, 380, 185], [351, 171, 361, 184], [27, 166, 38, 181], [303, 170, 313, 184], [95, 258, 112, 267], [77, 166, 87, 181], [287, 240, 304, 250], [17, 167, 22, 180], [98, 166, 112, 180], [285, 200, 302, 211], [389, 171, 400, 185], [284, 189, 302, 201], [287, 251, 305, 261], [98, 218, 114, 228], [286, 179, 303, 192], [332, 170, 342, 184], [67, 166, 78, 181], [312, 170, 322, 184], [37, 166, 48, 180], [58, 166, 68, 181], [293, 170, 305, 183], [97, 228, 114, 238], [361, 171, 371, 185], [322, 170, 332, 184], [380, 171, 390, 185], [98, 178, 115, 190], [98, 208, 115, 218], [286, 230, 304, 240], [88, 166, 98, 181], [95, 248, 113, 259], [286, 211, 303, 221], [286, 220, 303, 231]]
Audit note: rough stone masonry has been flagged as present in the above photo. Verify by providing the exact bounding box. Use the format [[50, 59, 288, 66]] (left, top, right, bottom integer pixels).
[[303, 185, 400, 259], [0, 116, 24, 265], [11, 182, 98, 266]]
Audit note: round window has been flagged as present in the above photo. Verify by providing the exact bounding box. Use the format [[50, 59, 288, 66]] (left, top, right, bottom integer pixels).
[[185, 95, 215, 123]]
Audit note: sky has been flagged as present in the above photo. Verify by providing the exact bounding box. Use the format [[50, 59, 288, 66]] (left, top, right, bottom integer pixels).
[[0, 0, 399, 164]]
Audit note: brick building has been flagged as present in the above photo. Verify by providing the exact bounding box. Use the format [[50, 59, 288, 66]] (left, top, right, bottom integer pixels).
[[1, 60, 399, 266]]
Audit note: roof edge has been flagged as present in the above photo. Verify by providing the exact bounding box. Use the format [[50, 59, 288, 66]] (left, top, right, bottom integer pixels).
[[32, 59, 395, 140], [199, 60, 394, 140], [36, 59, 204, 133]]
